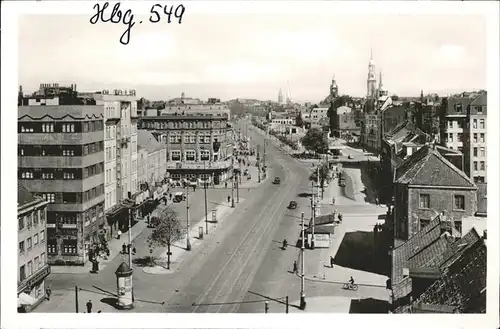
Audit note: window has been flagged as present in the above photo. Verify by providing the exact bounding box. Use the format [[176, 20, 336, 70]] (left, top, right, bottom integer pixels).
[[480, 133, 485, 143], [480, 161, 485, 170], [448, 121, 453, 129], [18, 216, 24, 230], [42, 123, 54, 133], [453, 195, 465, 210], [473, 147, 478, 156], [420, 219, 430, 230], [479, 119, 485, 129], [200, 149, 210, 161], [472, 119, 477, 129], [62, 241, 77, 255], [41, 252, 46, 266], [48, 241, 57, 254], [34, 233, 39, 246], [27, 237, 32, 250], [419, 194, 430, 209], [473, 161, 478, 171], [454, 221, 462, 234], [457, 120, 463, 129], [455, 104, 462, 112], [171, 150, 181, 161], [34, 256, 40, 271], [478, 106, 484, 113], [185, 150, 196, 161], [19, 241, 25, 254], [480, 147, 485, 157], [448, 133, 453, 142], [62, 124, 75, 132], [43, 193, 55, 203], [40, 230, 45, 242], [19, 265, 26, 281], [27, 261, 33, 277], [473, 133, 478, 143]]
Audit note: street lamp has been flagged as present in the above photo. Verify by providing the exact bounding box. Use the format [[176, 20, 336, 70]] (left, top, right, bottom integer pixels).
[[185, 184, 191, 251], [203, 159, 209, 235]]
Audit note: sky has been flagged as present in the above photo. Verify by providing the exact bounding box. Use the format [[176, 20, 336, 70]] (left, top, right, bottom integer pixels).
[[18, 13, 487, 103]]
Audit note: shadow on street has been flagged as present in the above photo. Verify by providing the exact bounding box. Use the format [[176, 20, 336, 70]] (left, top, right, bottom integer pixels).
[[349, 298, 390, 313], [333, 231, 390, 277]]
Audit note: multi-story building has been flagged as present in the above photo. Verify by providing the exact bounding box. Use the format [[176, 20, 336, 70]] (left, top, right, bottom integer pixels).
[[137, 130, 168, 188], [17, 183, 50, 312], [18, 105, 105, 265], [363, 113, 381, 150], [139, 108, 233, 185], [94, 89, 139, 237], [393, 144, 477, 242], [440, 91, 487, 183]]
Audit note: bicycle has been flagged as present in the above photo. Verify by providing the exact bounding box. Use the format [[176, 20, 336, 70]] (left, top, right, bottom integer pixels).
[[342, 282, 359, 291]]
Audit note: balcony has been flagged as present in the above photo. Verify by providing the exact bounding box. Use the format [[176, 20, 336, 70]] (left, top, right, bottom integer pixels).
[[18, 264, 51, 293]]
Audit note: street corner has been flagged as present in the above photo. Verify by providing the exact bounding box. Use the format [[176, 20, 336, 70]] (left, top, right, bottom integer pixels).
[[142, 265, 175, 275]]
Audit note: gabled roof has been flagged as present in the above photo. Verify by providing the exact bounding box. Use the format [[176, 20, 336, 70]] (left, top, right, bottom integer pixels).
[[137, 130, 166, 154], [411, 238, 486, 313], [470, 92, 487, 106], [18, 182, 45, 209], [395, 144, 476, 188], [392, 215, 480, 301]]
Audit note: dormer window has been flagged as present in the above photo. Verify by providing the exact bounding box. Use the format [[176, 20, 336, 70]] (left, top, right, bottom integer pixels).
[[455, 104, 463, 113]]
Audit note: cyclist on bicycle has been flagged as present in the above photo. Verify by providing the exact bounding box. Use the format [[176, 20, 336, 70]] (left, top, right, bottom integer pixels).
[[283, 239, 288, 249], [349, 276, 355, 286]]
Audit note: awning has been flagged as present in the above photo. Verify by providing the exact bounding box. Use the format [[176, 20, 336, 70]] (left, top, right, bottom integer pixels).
[[18, 292, 37, 307]]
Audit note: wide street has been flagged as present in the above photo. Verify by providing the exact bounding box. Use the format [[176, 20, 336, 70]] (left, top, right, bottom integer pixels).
[[36, 119, 388, 313]]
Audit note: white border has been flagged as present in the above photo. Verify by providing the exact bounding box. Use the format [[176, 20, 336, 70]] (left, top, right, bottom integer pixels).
[[2, 1, 499, 329]]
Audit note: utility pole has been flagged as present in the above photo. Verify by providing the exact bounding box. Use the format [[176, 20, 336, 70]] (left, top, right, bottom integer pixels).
[[75, 286, 79, 313], [257, 144, 261, 183], [128, 208, 132, 268], [231, 172, 235, 208], [186, 185, 191, 251], [204, 161, 209, 235], [300, 212, 306, 310], [236, 174, 240, 203], [265, 301, 269, 313], [311, 179, 315, 249]]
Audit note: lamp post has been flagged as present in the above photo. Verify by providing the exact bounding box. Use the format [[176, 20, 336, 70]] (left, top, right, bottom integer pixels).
[[310, 179, 315, 250], [203, 160, 209, 235], [257, 144, 261, 183], [300, 212, 306, 310], [185, 184, 191, 251]]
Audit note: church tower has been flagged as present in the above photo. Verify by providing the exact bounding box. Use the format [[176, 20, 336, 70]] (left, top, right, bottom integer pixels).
[[278, 88, 283, 104], [367, 49, 377, 99], [286, 81, 292, 104], [330, 74, 338, 99]]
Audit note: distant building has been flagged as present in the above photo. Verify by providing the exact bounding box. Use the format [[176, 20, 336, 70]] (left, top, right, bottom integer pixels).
[[139, 109, 233, 185], [17, 183, 50, 312], [331, 106, 361, 139], [278, 88, 284, 104], [137, 130, 168, 188]]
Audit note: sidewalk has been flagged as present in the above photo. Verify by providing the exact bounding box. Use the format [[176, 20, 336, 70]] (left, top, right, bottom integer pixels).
[[143, 199, 244, 275], [50, 219, 148, 274]]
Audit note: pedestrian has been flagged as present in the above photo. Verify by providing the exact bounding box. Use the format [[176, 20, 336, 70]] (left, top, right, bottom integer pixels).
[[122, 243, 127, 254], [193, 185, 196, 192], [293, 261, 298, 273], [169, 193, 172, 200], [225, 181, 228, 189], [330, 256, 334, 268], [375, 197, 379, 206], [227, 195, 231, 203], [117, 229, 122, 240], [132, 246, 137, 255], [45, 286, 52, 300], [86, 300, 92, 313]]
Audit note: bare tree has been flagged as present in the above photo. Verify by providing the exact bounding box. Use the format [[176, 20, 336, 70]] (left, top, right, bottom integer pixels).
[[147, 208, 185, 269]]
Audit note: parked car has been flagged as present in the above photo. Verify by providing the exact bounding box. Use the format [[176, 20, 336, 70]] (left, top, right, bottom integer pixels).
[[288, 201, 297, 209], [348, 154, 353, 159], [273, 177, 281, 184], [173, 192, 186, 202]]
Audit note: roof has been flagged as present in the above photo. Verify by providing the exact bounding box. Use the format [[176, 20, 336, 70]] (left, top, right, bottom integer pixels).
[[445, 96, 472, 116], [18, 105, 103, 120], [305, 225, 335, 234], [18, 182, 45, 209], [391, 214, 480, 301], [411, 238, 486, 313], [311, 213, 337, 226], [476, 183, 487, 215], [395, 144, 476, 188], [336, 106, 352, 115], [137, 130, 166, 154], [470, 92, 487, 106]]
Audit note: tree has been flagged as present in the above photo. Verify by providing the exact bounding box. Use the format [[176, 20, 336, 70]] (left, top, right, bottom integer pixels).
[[295, 112, 304, 127], [147, 208, 185, 269], [309, 163, 330, 199], [300, 128, 328, 155]]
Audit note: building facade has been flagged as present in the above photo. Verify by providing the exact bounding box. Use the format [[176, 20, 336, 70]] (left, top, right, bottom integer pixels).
[[18, 105, 105, 265], [137, 130, 168, 189], [94, 90, 139, 237], [139, 110, 233, 185], [18, 184, 50, 312], [440, 92, 487, 183], [393, 145, 477, 242]]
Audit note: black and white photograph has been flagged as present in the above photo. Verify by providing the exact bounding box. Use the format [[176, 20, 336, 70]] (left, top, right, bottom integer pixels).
[[1, 1, 499, 328]]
